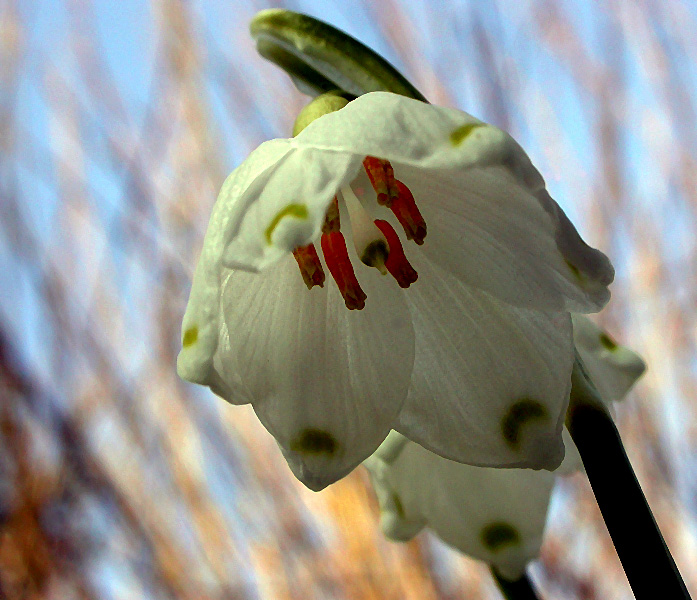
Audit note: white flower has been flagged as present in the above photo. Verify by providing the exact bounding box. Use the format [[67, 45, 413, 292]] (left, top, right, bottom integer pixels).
[[177, 92, 614, 491], [363, 315, 645, 580]]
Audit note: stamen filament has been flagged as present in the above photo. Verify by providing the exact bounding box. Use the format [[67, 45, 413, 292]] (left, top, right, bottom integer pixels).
[[374, 220, 418, 288], [321, 231, 367, 310]]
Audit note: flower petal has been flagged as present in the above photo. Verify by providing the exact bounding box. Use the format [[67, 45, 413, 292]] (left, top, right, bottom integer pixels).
[[365, 438, 555, 580], [398, 163, 611, 313], [297, 92, 501, 171], [220, 142, 364, 273], [222, 255, 415, 491], [572, 314, 646, 403], [395, 255, 574, 471], [296, 92, 613, 312], [363, 453, 426, 542], [177, 140, 294, 388]]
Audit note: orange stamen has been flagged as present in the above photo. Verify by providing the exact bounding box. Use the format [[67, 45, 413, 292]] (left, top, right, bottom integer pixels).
[[374, 219, 418, 288], [293, 243, 325, 289], [391, 180, 427, 245], [321, 231, 367, 310], [363, 157, 391, 206]]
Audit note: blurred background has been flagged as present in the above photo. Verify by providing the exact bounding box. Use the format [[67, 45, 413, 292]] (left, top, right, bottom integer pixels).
[[1, 0, 696, 598]]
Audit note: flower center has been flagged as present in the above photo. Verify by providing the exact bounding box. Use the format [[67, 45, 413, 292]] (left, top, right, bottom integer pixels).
[[293, 157, 426, 309]]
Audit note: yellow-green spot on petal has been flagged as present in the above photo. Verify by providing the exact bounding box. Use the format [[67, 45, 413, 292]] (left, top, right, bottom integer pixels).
[[481, 522, 520, 552], [290, 428, 338, 456], [450, 122, 484, 146], [392, 493, 405, 519], [565, 258, 583, 282], [265, 203, 309, 245], [182, 326, 198, 348], [599, 332, 618, 351], [501, 398, 548, 450]]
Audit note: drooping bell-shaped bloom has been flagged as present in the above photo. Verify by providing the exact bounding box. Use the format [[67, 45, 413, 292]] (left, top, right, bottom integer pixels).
[[177, 92, 614, 490], [363, 315, 645, 580]]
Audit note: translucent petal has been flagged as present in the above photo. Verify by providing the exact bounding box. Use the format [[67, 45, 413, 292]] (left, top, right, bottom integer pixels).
[[394, 163, 612, 313], [363, 455, 426, 541], [297, 92, 500, 171], [367, 440, 555, 580], [222, 255, 415, 491], [395, 255, 574, 471], [572, 314, 646, 403], [220, 144, 363, 273], [555, 427, 583, 475], [177, 140, 294, 387]]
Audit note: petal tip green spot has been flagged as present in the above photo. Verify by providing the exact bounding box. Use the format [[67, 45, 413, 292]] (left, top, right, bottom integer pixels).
[[565, 258, 583, 281], [265, 203, 309, 245], [450, 122, 484, 146], [599, 332, 618, 351], [481, 522, 520, 552], [501, 398, 548, 450], [392, 493, 405, 519], [182, 326, 198, 348], [290, 428, 339, 456]]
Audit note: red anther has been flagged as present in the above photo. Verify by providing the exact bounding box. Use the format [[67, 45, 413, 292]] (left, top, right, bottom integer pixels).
[[293, 243, 326, 289], [321, 231, 367, 310], [391, 180, 427, 245], [363, 157, 391, 206], [374, 219, 418, 288], [323, 196, 341, 233]]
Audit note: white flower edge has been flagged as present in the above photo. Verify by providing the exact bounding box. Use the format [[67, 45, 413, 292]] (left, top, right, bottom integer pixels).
[[572, 314, 646, 403]]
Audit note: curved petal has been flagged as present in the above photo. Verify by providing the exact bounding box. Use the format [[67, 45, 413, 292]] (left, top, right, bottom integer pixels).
[[222, 255, 415, 491], [572, 314, 646, 403], [555, 427, 583, 475], [177, 140, 294, 387], [395, 254, 574, 471], [222, 145, 365, 272], [363, 455, 426, 542], [369, 440, 555, 580], [394, 163, 612, 313], [296, 92, 613, 312], [208, 279, 254, 405], [370, 429, 411, 464], [297, 92, 500, 171]]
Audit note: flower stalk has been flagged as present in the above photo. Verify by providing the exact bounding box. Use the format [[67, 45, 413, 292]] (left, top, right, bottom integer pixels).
[[250, 9, 428, 101], [567, 358, 691, 599]]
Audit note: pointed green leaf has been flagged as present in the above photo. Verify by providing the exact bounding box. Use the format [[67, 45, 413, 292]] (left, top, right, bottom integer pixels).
[[250, 9, 427, 102]]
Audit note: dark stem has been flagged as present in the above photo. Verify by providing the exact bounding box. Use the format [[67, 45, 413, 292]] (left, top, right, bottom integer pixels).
[[568, 401, 691, 599], [491, 567, 541, 600]]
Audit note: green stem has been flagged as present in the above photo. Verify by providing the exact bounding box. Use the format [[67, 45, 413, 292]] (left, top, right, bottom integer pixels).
[[491, 567, 541, 600], [568, 360, 691, 599], [250, 9, 428, 101]]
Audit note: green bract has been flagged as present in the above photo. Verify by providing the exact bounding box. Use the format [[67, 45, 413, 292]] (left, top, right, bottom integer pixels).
[[250, 9, 428, 101]]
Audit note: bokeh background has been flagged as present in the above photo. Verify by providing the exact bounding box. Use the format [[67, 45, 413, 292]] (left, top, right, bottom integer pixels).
[[1, 0, 696, 598]]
